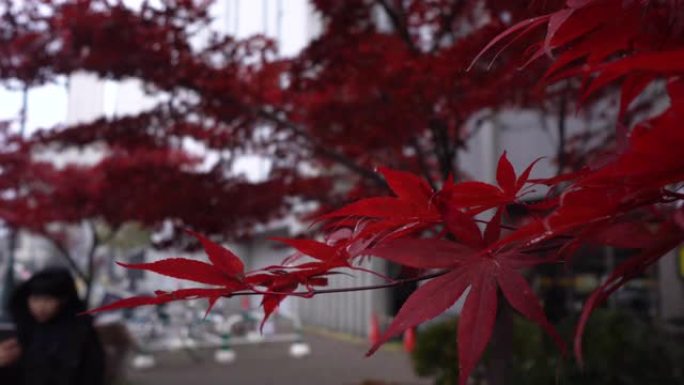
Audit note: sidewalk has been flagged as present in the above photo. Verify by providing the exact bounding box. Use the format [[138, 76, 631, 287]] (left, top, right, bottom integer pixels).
[[127, 331, 432, 385]]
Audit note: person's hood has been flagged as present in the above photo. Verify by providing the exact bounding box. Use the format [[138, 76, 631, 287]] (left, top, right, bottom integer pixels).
[[8, 267, 88, 330]]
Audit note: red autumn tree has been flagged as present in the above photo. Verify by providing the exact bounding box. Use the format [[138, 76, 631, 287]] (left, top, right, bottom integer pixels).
[[0, 0, 566, 209], [0, 125, 330, 303], [2, 1, 684, 385]]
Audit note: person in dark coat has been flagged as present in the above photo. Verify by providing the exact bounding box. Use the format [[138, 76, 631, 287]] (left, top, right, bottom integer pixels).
[[0, 337, 21, 383], [0, 267, 105, 385]]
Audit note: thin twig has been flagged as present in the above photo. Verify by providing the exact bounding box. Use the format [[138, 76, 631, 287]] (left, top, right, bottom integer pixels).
[[348, 265, 395, 282], [225, 269, 448, 298]]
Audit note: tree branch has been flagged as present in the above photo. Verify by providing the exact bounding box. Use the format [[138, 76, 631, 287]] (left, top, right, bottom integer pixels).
[[45, 236, 88, 282], [429, 118, 455, 181], [410, 136, 437, 190], [430, 0, 466, 52], [257, 109, 387, 188], [226, 269, 448, 298], [376, 0, 419, 53], [556, 82, 569, 175]]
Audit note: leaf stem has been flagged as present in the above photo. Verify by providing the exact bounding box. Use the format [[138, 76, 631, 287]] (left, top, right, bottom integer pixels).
[[226, 269, 449, 298]]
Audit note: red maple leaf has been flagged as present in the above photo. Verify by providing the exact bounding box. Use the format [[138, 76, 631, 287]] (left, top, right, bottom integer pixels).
[[440, 152, 540, 215], [574, 221, 684, 366], [320, 167, 442, 240], [366, 211, 566, 385], [89, 230, 247, 314]]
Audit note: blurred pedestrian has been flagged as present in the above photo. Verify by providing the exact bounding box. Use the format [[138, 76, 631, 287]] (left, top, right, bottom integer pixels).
[[0, 267, 105, 385]]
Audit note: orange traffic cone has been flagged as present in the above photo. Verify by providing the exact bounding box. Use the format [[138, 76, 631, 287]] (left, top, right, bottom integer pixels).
[[368, 313, 380, 346], [241, 296, 250, 311], [403, 327, 416, 353]]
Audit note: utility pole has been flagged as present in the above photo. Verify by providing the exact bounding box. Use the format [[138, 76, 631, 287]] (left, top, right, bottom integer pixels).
[[0, 233, 17, 321], [1, 86, 28, 320]]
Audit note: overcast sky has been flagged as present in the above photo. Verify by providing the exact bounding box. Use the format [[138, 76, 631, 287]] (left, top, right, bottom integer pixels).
[[0, 0, 312, 135]]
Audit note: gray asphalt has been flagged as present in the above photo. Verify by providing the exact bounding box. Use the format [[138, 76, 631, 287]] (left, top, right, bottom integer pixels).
[[127, 331, 433, 385]]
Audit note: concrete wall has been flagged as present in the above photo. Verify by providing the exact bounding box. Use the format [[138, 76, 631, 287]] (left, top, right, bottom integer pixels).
[[657, 250, 684, 328]]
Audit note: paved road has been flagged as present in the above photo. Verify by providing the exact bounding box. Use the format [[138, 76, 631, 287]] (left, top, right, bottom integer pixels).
[[127, 331, 432, 385]]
